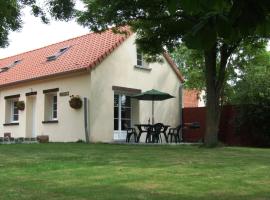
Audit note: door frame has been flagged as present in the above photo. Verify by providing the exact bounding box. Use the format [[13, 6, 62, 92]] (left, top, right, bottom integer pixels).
[[113, 93, 132, 140]]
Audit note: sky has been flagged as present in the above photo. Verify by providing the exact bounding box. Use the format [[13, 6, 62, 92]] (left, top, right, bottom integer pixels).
[[0, 5, 89, 59]]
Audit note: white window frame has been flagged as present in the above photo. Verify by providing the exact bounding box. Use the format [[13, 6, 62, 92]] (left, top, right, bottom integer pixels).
[[136, 49, 144, 67], [10, 99, 19, 123], [113, 93, 132, 132], [135, 47, 151, 71], [51, 95, 58, 120]]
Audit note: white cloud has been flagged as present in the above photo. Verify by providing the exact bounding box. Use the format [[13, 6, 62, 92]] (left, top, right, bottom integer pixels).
[[0, 6, 89, 59]]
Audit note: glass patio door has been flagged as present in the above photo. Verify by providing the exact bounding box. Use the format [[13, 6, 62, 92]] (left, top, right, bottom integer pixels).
[[114, 94, 131, 140]]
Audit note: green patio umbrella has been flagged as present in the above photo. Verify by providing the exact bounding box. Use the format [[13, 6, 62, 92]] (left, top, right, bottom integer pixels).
[[132, 89, 175, 124]]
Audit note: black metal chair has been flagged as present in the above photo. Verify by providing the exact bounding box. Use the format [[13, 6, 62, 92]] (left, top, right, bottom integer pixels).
[[126, 128, 138, 143], [168, 124, 182, 143], [146, 123, 164, 143]]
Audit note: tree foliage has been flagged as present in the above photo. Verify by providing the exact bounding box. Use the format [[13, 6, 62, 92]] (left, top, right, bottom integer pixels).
[[233, 63, 270, 146], [1, 0, 270, 146], [172, 39, 269, 103], [0, 0, 75, 48]]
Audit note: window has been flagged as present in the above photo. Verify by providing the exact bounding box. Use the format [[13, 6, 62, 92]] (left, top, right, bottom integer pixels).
[[0, 60, 22, 73], [136, 48, 143, 67], [46, 46, 70, 62], [4, 96, 20, 125], [135, 47, 151, 70], [11, 100, 19, 122], [52, 95, 57, 120], [44, 90, 59, 122], [114, 94, 131, 131]]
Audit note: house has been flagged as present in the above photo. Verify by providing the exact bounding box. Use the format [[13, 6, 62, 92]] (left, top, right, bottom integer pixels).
[[0, 29, 184, 142], [183, 90, 205, 108]]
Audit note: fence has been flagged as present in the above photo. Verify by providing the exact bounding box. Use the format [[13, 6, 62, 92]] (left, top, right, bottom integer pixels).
[[182, 105, 259, 146]]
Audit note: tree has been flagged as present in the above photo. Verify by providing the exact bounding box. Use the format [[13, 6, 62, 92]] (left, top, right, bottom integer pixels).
[[1, 0, 270, 146], [0, 0, 75, 48], [171, 39, 269, 104], [171, 45, 205, 90], [232, 60, 270, 146]]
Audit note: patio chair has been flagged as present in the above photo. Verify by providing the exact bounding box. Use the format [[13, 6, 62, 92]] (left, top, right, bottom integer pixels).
[[167, 125, 182, 143], [126, 128, 138, 143], [146, 123, 164, 143]]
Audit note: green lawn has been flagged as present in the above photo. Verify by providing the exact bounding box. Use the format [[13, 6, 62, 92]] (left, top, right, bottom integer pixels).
[[0, 144, 269, 200]]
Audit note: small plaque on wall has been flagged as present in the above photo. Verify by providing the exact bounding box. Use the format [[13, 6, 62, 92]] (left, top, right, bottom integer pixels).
[[59, 91, 69, 96]]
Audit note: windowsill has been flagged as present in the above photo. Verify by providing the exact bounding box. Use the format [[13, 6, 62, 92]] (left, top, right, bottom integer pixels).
[[3, 122, 19, 126], [134, 65, 152, 71], [42, 120, 59, 124]]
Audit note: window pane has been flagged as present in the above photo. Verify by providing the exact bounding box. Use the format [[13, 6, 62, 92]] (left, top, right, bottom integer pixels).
[[53, 95, 57, 103], [53, 111, 57, 119], [121, 95, 131, 107], [114, 107, 119, 118], [13, 114, 19, 122], [137, 59, 142, 66], [52, 95, 57, 119], [137, 49, 143, 66], [121, 120, 131, 130], [114, 119, 119, 130], [53, 103, 57, 110], [12, 101, 19, 121], [114, 95, 119, 107], [121, 107, 131, 119], [13, 106, 18, 115]]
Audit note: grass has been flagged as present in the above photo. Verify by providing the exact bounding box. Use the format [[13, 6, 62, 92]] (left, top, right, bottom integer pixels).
[[0, 143, 269, 200]]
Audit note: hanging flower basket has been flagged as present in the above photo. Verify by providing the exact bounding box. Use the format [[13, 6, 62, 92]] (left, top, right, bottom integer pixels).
[[16, 101, 25, 111], [69, 95, 82, 109]]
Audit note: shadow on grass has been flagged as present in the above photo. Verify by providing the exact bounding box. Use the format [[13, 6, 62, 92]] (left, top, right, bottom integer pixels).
[[13, 183, 270, 200]]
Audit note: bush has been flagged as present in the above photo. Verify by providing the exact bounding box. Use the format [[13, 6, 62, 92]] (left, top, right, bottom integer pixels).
[[236, 104, 270, 146], [233, 66, 270, 146]]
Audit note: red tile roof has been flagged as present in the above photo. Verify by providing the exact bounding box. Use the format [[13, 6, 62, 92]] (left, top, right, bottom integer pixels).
[[0, 28, 183, 87], [163, 53, 184, 82], [0, 29, 130, 87]]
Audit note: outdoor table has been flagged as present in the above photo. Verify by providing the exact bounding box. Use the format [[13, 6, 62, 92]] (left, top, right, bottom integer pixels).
[[134, 124, 170, 143]]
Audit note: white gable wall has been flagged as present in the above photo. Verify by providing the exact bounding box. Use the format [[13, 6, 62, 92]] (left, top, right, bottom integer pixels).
[[89, 34, 182, 142]]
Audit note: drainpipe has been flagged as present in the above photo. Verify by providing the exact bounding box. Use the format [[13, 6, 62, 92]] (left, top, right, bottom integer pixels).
[[83, 97, 90, 143], [179, 84, 183, 126], [179, 84, 184, 141]]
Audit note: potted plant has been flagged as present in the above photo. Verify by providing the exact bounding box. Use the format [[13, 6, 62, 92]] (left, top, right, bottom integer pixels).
[[69, 95, 82, 109], [16, 101, 25, 111]]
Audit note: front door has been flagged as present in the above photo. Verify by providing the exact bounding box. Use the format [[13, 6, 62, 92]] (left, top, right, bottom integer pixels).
[[114, 94, 131, 140], [31, 97, 37, 137], [26, 96, 37, 138]]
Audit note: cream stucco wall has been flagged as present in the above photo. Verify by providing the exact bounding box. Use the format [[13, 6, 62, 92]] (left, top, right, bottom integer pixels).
[[0, 34, 182, 142], [89, 34, 182, 142], [0, 73, 91, 142]]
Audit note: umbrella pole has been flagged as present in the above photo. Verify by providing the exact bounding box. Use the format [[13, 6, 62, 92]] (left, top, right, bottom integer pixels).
[[152, 100, 154, 124]]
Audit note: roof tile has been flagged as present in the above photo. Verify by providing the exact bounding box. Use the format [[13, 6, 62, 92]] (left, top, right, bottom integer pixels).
[[0, 28, 130, 87]]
